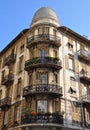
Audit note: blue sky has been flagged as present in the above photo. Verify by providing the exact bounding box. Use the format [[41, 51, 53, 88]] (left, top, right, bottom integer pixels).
[[0, 0, 90, 51]]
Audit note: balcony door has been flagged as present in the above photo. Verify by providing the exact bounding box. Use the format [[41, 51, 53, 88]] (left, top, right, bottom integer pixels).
[[83, 85, 89, 100], [40, 73, 47, 84], [37, 100, 47, 112], [40, 49, 46, 63], [40, 49, 46, 57]]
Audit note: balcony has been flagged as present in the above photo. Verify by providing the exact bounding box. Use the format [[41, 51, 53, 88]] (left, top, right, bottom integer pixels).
[[79, 70, 90, 82], [23, 84, 62, 98], [25, 57, 62, 71], [3, 53, 16, 66], [82, 95, 90, 105], [26, 34, 61, 48], [77, 50, 90, 62], [21, 113, 63, 125], [2, 73, 14, 86], [0, 97, 11, 109]]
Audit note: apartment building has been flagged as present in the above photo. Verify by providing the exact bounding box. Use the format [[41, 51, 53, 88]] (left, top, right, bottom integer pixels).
[[0, 7, 90, 130]]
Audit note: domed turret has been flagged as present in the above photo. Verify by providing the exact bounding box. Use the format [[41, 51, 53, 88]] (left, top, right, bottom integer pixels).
[[31, 7, 60, 27]]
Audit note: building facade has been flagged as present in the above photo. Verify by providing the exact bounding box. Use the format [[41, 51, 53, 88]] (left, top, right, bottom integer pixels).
[[0, 7, 90, 130]]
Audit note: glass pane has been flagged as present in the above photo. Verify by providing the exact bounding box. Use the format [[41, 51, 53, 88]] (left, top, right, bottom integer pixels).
[[4, 111, 8, 125], [40, 50, 46, 57], [69, 58, 74, 70], [37, 100, 47, 112], [40, 73, 47, 84]]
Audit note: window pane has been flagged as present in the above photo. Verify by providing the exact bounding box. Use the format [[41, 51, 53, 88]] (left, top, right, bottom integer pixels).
[[37, 100, 47, 112], [14, 107, 19, 122], [40, 73, 47, 84], [40, 50, 46, 57], [4, 111, 8, 125], [69, 58, 74, 70]]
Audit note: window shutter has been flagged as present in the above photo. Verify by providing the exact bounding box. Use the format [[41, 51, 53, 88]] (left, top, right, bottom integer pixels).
[[22, 57, 24, 70], [16, 62, 19, 75], [55, 100, 60, 112], [68, 38, 73, 44], [65, 55, 69, 69], [80, 44, 84, 50], [46, 48, 49, 57], [74, 59, 79, 74], [4, 111, 8, 125], [14, 84, 17, 100], [21, 79, 24, 96], [32, 100, 36, 111], [80, 83, 84, 96], [14, 107, 19, 122], [9, 87, 12, 98], [38, 27, 42, 34]]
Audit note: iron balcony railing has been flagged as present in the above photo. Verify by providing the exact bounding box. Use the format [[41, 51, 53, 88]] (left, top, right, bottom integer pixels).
[[2, 73, 14, 86], [77, 49, 90, 62], [0, 97, 11, 109], [79, 70, 90, 82], [27, 34, 61, 47], [82, 95, 90, 103], [25, 57, 62, 71], [23, 84, 62, 97], [21, 113, 63, 125], [3, 53, 16, 66]]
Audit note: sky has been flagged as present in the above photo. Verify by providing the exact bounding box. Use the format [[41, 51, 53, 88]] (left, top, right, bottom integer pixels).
[[0, 0, 90, 51]]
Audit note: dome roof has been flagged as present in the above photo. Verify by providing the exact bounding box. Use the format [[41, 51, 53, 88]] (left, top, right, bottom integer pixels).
[[32, 7, 59, 22]]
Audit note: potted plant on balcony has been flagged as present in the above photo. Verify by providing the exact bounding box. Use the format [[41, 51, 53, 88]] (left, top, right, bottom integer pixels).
[[30, 111, 37, 122], [54, 57, 60, 64], [52, 111, 64, 117], [22, 107, 33, 119], [57, 111, 64, 124]]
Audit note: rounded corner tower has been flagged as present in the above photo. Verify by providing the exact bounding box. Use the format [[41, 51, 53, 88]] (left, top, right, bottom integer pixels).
[[30, 7, 60, 27], [22, 6, 63, 130]]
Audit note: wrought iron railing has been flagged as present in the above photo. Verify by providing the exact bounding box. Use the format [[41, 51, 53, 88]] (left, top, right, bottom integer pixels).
[[21, 113, 63, 125], [2, 73, 14, 85], [77, 49, 90, 60], [25, 57, 62, 70], [0, 97, 11, 108], [27, 34, 61, 47], [23, 84, 62, 97], [79, 70, 90, 80], [82, 95, 90, 102], [3, 53, 16, 66]]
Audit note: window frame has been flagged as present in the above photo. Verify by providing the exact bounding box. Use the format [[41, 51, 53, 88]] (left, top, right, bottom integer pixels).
[[37, 100, 48, 113], [69, 57, 74, 71]]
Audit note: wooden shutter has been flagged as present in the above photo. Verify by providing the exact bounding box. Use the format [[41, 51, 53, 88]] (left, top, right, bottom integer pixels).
[[38, 27, 42, 34], [8, 107, 14, 126], [65, 55, 69, 69], [68, 38, 73, 44], [55, 100, 60, 112], [22, 56, 24, 70], [10, 87, 13, 97], [4, 111, 8, 125], [80, 44, 84, 50], [16, 62, 19, 75], [32, 100, 36, 111], [74, 59, 79, 74], [46, 48, 49, 57], [14, 84, 17, 100], [21, 79, 24, 96]]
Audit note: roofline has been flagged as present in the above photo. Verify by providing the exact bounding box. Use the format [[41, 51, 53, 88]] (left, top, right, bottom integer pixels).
[[58, 26, 90, 46], [0, 29, 29, 56]]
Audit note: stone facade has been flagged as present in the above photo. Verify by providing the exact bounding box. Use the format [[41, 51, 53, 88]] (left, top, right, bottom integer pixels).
[[0, 7, 90, 130]]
